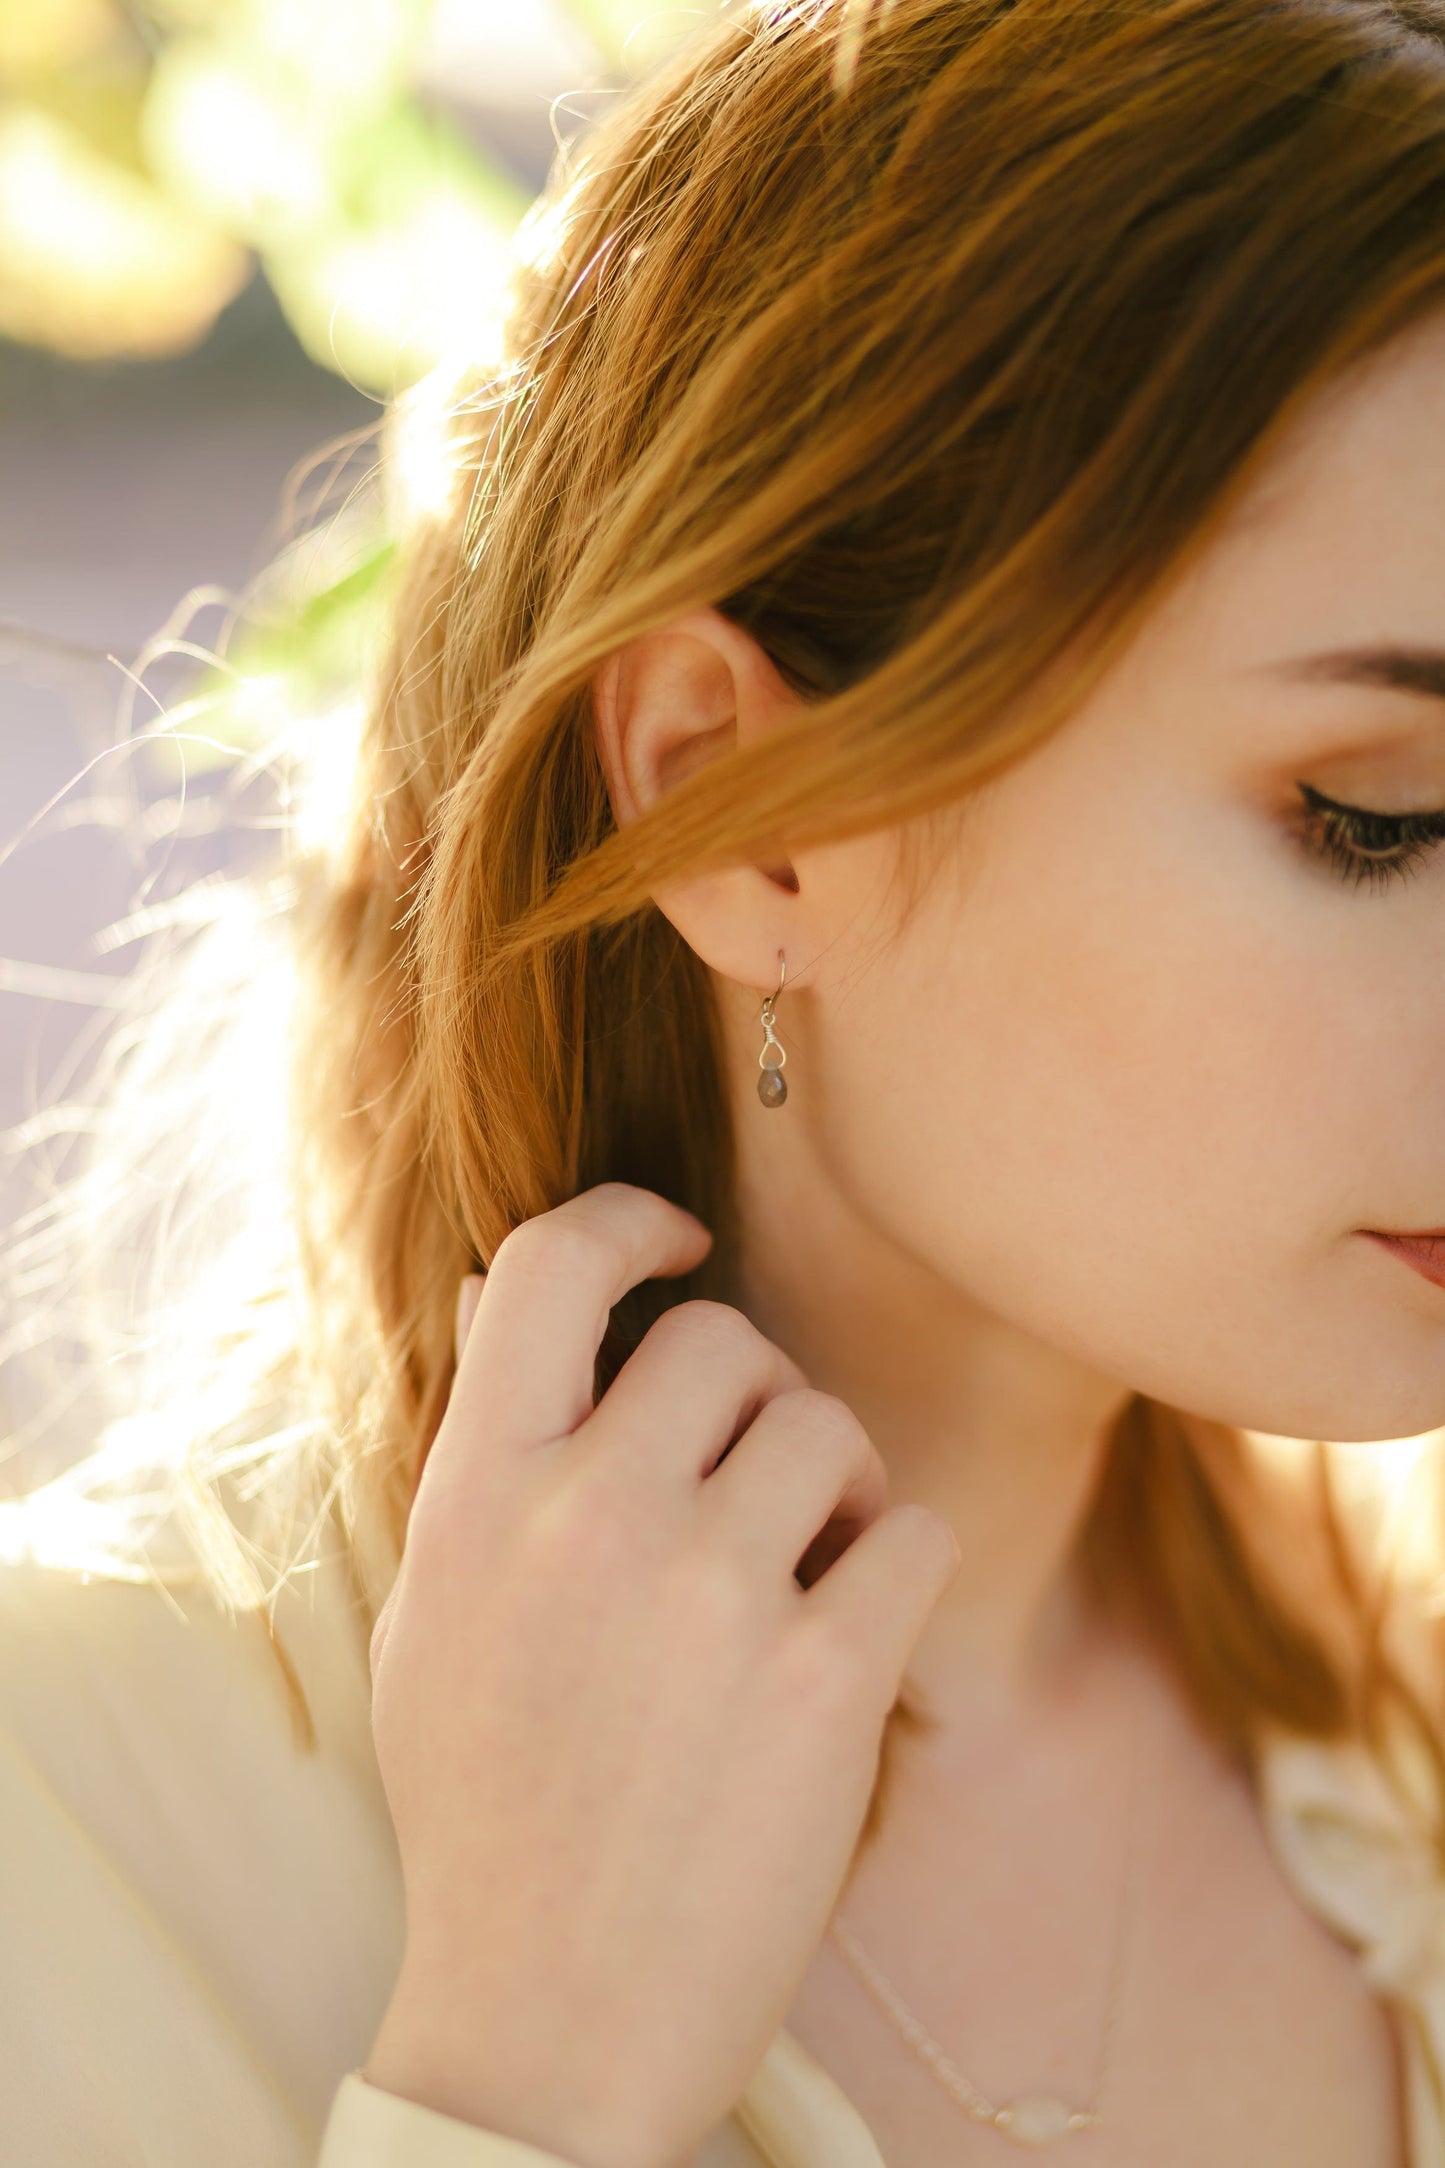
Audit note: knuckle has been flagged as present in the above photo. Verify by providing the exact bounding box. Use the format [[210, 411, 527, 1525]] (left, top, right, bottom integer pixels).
[[494, 1210, 605, 1284], [786, 1389, 870, 1461], [529, 1473, 643, 1583], [896, 1500, 962, 1575], [653, 1298, 761, 1360], [680, 1545, 756, 1639], [781, 1619, 866, 1713], [586, 1179, 647, 1211]]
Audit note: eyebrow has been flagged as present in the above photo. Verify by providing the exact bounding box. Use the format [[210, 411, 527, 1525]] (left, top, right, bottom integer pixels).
[[1254, 645, 1445, 705]]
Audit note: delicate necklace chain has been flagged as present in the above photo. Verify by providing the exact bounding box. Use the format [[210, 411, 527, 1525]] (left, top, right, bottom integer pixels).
[[826, 1675, 1159, 2150]]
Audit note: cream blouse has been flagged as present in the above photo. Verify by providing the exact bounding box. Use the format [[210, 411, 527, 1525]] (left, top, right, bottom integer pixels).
[[1, 1494, 1441, 2168]]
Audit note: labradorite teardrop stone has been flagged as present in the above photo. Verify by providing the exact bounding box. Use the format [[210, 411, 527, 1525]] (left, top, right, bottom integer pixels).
[[757, 1067, 788, 1107]]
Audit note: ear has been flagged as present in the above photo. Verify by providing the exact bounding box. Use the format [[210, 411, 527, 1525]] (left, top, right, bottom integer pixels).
[[592, 605, 801, 841], [591, 606, 812, 992]]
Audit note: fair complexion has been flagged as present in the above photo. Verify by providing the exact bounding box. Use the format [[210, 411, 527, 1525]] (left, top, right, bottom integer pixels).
[[365, 1187, 961, 2168], [364, 315, 1445, 2164], [600, 311, 1445, 1734]]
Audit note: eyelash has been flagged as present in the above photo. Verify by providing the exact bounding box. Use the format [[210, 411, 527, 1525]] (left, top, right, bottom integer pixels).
[[1296, 782, 1445, 892]]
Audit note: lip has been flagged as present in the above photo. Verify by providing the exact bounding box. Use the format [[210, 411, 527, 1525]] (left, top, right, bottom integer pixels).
[[1362, 1230, 1445, 1290]]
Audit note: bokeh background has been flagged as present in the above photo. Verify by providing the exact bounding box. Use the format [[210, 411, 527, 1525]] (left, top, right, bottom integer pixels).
[[0, 0, 718, 1475]]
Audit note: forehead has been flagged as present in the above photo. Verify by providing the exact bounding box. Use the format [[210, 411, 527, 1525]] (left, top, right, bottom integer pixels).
[[1123, 311, 1445, 688]]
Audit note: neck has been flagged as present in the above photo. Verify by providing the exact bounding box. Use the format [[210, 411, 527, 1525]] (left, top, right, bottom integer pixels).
[[729, 1086, 1134, 1735]]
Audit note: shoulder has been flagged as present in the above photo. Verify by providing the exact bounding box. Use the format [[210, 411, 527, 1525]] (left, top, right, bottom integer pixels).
[[0, 1470, 387, 1807], [0, 1480, 404, 2165]]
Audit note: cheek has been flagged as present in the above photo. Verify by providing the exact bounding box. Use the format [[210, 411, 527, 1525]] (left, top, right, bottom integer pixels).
[[825, 840, 1332, 1256], [810, 836, 1445, 1437], [976, 895, 1330, 1236]]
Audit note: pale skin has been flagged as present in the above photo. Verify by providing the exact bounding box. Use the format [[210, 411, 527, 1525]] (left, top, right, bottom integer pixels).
[[365, 313, 1445, 2164]]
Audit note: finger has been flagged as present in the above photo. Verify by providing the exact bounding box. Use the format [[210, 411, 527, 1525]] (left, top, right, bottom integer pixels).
[[586, 1300, 809, 1485], [441, 1183, 714, 1457], [801, 1502, 962, 1691], [700, 1388, 889, 1588]]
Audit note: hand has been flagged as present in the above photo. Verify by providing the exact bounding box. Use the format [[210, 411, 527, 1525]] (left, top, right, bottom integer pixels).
[[363, 1181, 961, 2168]]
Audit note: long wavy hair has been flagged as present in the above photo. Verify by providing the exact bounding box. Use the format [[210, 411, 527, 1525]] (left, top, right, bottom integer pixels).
[[9, 0, 1445, 1854]]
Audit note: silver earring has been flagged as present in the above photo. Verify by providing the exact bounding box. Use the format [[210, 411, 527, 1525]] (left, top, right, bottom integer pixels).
[[757, 951, 788, 1107]]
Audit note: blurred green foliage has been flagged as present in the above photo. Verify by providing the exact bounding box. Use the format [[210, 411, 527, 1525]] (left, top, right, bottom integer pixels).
[[0, 0, 717, 775], [0, 0, 715, 379]]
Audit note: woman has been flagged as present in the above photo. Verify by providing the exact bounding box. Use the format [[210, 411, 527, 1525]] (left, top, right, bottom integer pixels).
[[3, 1, 1445, 2161]]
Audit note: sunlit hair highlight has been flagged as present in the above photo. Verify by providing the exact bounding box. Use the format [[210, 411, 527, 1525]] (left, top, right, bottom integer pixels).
[[7, 0, 1445, 1841]]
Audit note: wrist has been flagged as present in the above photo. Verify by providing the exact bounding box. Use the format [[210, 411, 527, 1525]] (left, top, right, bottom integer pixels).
[[364, 1992, 682, 2168]]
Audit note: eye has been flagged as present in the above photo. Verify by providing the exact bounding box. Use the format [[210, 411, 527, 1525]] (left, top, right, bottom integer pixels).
[[1295, 782, 1445, 892]]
